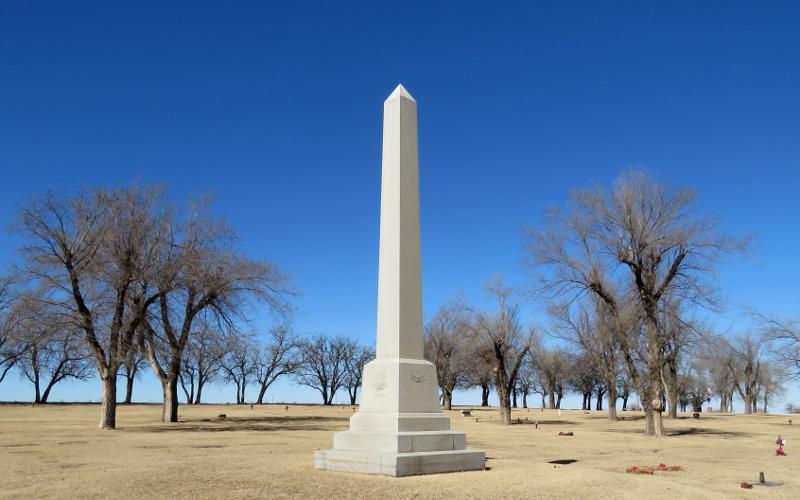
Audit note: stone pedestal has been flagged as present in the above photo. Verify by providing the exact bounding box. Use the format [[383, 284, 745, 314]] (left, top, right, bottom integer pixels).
[[314, 85, 484, 476]]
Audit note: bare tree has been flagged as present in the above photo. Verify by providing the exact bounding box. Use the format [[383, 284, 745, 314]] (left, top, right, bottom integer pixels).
[[19, 329, 92, 404], [533, 343, 570, 410], [119, 336, 147, 404], [0, 278, 26, 384], [569, 351, 600, 410], [701, 337, 736, 412], [617, 371, 633, 411], [682, 362, 710, 413], [14, 188, 167, 429], [424, 304, 470, 410], [657, 298, 705, 419], [139, 197, 294, 422], [11, 297, 93, 403], [551, 300, 620, 420], [219, 335, 257, 404], [295, 334, 350, 405], [342, 342, 374, 405], [729, 334, 765, 414], [253, 324, 302, 404], [463, 342, 494, 407], [757, 362, 785, 413], [756, 312, 800, 379], [467, 278, 534, 425], [528, 170, 745, 436], [516, 355, 538, 408], [179, 323, 226, 404]]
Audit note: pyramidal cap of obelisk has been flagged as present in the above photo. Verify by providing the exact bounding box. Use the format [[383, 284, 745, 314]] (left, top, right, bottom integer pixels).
[[314, 85, 485, 476]]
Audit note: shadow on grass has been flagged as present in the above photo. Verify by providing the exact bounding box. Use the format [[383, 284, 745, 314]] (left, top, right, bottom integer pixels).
[[132, 415, 349, 433], [511, 419, 579, 426], [605, 426, 753, 437], [667, 427, 753, 437], [616, 415, 646, 421]]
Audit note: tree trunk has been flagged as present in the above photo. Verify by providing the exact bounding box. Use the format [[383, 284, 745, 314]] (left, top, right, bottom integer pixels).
[[99, 374, 117, 430], [321, 387, 328, 405], [607, 383, 617, 421], [498, 386, 512, 425], [161, 373, 179, 423], [522, 393, 528, 408], [125, 372, 136, 404], [33, 373, 41, 404], [667, 400, 678, 418], [665, 362, 679, 419], [41, 374, 60, 403], [743, 394, 753, 414], [512, 389, 518, 408], [179, 373, 192, 404], [256, 381, 270, 404], [652, 408, 665, 436], [442, 387, 453, 410], [596, 393, 603, 411], [481, 384, 490, 407], [195, 380, 205, 404], [548, 384, 556, 409]]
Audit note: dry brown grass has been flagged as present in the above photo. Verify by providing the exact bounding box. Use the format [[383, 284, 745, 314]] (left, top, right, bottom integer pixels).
[[1, 403, 797, 499]]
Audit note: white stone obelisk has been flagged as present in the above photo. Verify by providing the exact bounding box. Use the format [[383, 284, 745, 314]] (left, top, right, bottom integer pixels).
[[314, 85, 485, 477]]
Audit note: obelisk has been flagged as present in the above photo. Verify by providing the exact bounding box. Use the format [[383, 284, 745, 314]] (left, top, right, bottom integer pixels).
[[314, 85, 485, 476]]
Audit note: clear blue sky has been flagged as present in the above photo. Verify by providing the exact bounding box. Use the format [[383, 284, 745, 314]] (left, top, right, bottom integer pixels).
[[1, 1, 798, 410]]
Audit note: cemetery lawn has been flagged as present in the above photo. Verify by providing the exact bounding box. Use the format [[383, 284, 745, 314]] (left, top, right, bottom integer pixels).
[[1, 403, 797, 499]]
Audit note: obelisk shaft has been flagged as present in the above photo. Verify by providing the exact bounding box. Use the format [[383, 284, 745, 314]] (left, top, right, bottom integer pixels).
[[376, 84, 424, 361]]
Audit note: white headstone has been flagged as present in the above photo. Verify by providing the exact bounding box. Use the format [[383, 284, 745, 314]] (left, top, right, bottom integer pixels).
[[314, 85, 485, 476]]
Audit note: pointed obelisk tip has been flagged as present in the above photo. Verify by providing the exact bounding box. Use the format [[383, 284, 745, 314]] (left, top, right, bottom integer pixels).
[[386, 83, 416, 103]]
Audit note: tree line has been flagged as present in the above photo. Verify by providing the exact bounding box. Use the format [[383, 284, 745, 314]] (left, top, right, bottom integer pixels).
[[0, 187, 380, 427], [422, 170, 796, 435], [1, 171, 799, 436]]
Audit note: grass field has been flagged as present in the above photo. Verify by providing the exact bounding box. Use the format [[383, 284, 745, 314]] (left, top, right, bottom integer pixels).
[[0, 403, 797, 499]]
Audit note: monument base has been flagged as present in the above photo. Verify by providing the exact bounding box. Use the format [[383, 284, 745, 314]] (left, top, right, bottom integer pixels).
[[314, 448, 485, 477]]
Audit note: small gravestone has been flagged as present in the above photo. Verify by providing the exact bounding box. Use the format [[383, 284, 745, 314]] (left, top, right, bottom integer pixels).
[[461, 410, 471, 417]]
